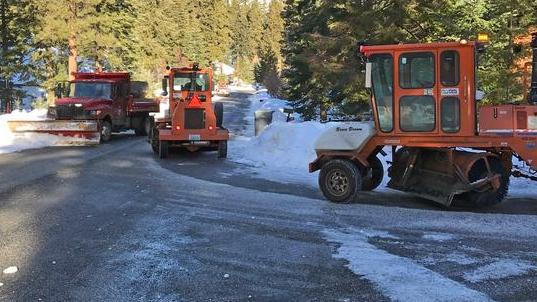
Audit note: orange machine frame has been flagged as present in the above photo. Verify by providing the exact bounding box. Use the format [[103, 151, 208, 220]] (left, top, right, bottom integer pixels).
[[310, 41, 537, 172]]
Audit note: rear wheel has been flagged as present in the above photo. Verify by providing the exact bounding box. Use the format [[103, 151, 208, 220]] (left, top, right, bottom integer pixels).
[[100, 120, 112, 142], [214, 102, 224, 128], [464, 158, 510, 207], [158, 140, 169, 159], [218, 140, 228, 159], [362, 156, 384, 191], [135, 115, 149, 136], [150, 125, 160, 154], [319, 159, 362, 203]]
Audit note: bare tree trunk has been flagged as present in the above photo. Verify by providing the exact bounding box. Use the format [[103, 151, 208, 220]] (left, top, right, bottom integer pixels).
[[67, 0, 78, 80], [68, 34, 78, 80]]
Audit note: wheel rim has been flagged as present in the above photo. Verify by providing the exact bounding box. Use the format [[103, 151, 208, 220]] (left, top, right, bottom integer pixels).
[[326, 169, 349, 197]]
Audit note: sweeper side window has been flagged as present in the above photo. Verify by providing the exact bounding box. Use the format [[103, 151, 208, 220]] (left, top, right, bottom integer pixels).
[[370, 54, 394, 132], [173, 73, 210, 91], [69, 82, 113, 99], [399, 52, 435, 89]]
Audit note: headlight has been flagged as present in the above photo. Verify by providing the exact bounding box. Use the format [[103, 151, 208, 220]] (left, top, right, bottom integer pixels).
[[88, 110, 102, 116]]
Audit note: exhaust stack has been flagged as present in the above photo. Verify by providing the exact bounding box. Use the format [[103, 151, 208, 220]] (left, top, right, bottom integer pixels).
[[529, 33, 537, 104]]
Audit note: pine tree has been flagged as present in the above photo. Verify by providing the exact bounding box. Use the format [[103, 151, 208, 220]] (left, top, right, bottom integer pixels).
[[261, 0, 284, 68], [246, 0, 264, 60], [0, 0, 36, 82], [200, 0, 232, 64]]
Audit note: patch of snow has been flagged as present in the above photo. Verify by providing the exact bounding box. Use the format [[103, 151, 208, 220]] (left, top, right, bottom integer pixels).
[[359, 229, 399, 240], [420, 252, 479, 266], [445, 252, 479, 265], [422, 233, 456, 242], [3, 266, 18, 274], [324, 229, 493, 302], [0, 282, 3, 287], [463, 259, 536, 283], [228, 84, 256, 93]]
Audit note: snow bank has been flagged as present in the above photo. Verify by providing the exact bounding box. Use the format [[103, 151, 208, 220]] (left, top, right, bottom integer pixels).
[[230, 121, 329, 186], [0, 110, 62, 154]]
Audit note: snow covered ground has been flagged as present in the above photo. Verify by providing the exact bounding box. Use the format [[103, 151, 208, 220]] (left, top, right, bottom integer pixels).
[[229, 87, 535, 198]]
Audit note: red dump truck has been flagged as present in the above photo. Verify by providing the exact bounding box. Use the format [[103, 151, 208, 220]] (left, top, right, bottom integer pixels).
[[8, 72, 159, 144]]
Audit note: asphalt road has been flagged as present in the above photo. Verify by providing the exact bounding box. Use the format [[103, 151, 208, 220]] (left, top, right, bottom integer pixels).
[[0, 91, 537, 302]]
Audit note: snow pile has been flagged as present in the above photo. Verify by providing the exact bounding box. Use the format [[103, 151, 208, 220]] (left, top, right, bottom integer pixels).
[[247, 89, 300, 124], [230, 121, 329, 185], [0, 110, 61, 154]]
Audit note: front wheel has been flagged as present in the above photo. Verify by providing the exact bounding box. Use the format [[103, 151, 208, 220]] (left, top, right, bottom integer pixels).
[[150, 125, 160, 154], [319, 159, 362, 203], [218, 140, 228, 159], [158, 140, 169, 159], [214, 102, 224, 128], [100, 120, 112, 143]]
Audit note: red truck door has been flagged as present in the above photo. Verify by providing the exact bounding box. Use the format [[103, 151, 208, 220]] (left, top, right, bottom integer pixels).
[[112, 82, 129, 126]]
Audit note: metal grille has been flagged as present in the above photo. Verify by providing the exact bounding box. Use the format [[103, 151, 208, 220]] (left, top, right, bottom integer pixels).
[[184, 109, 205, 129], [56, 105, 88, 120]]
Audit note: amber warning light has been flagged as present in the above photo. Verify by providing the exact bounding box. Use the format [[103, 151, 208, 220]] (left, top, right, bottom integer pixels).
[[477, 33, 490, 44]]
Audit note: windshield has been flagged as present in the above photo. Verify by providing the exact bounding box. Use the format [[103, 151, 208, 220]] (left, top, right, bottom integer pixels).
[[173, 73, 210, 91], [69, 82, 112, 99], [370, 54, 394, 132]]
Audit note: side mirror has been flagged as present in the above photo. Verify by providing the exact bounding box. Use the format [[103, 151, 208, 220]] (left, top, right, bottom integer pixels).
[[55, 83, 63, 98], [161, 77, 168, 96], [365, 62, 373, 89]]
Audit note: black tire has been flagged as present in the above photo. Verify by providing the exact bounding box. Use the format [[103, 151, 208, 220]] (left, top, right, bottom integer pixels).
[[362, 156, 384, 191], [218, 140, 228, 159], [214, 102, 224, 128], [464, 158, 510, 207], [135, 115, 149, 136], [158, 140, 169, 159], [100, 120, 113, 143], [150, 125, 160, 154], [144, 116, 152, 136], [319, 159, 362, 203]]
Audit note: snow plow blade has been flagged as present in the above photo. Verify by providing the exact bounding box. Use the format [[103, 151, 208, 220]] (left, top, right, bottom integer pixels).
[[7, 120, 101, 145]]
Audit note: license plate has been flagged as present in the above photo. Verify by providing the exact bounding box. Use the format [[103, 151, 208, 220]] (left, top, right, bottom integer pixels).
[[189, 134, 201, 141]]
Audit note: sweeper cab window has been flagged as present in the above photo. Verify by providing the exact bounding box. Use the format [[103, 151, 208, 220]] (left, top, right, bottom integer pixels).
[[369, 54, 394, 132], [173, 73, 210, 92]]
